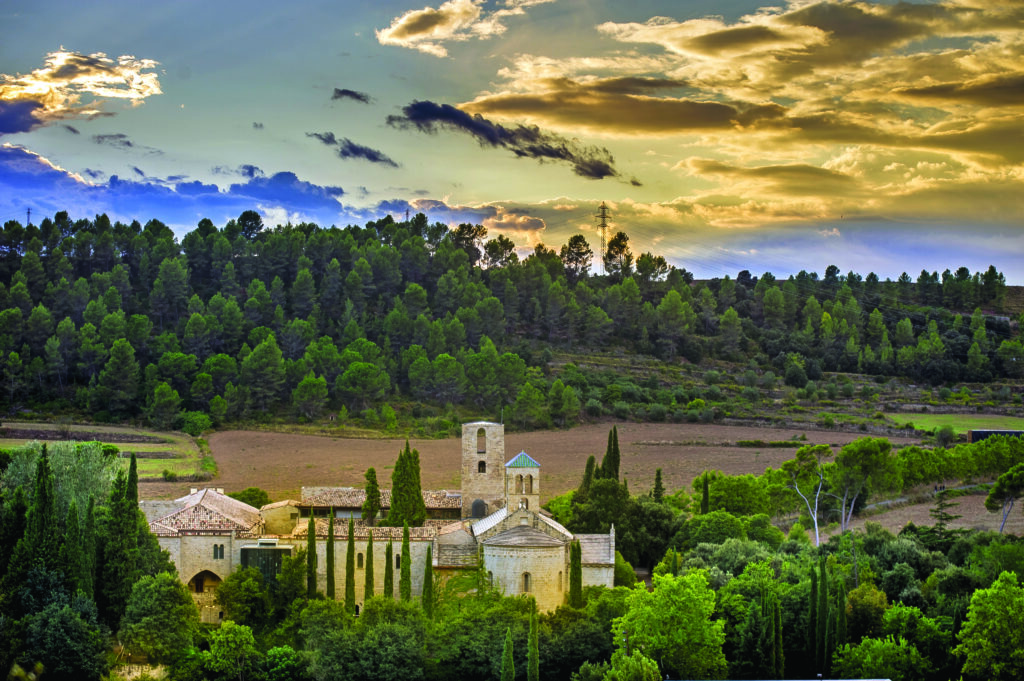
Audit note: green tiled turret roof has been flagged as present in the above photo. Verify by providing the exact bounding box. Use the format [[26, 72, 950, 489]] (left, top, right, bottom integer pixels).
[[505, 451, 540, 468]]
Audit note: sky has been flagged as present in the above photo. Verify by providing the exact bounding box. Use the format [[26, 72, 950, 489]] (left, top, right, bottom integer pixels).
[[1, 0, 1023, 281]]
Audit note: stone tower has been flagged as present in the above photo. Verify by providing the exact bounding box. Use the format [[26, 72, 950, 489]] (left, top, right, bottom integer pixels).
[[504, 451, 540, 512], [461, 421, 505, 518]]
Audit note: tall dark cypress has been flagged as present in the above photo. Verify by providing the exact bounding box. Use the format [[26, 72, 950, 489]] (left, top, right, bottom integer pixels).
[[501, 626, 515, 681], [569, 540, 583, 608], [835, 581, 848, 649], [807, 567, 818, 666], [0, 486, 27, 577], [344, 518, 356, 612], [701, 471, 710, 515], [59, 499, 83, 593], [577, 455, 596, 503], [306, 515, 317, 598], [422, 545, 434, 618], [773, 597, 785, 679], [400, 522, 412, 601], [326, 513, 335, 600], [816, 556, 829, 674], [126, 451, 139, 504], [364, 530, 375, 600], [99, 469, 139, 628], [384, 541, 394, 599], [600, 427, 620, 481], [528, 608, 539, 681], [652, 468, 664, 502], [362, 467, 381, 525], [25, 445, 60, 567], [81, 496, 96, 598]]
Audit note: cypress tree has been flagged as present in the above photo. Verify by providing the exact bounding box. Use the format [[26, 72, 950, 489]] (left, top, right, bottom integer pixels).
[[126, 451, 139, 504], [81, 496, 96, 598], [386, 441, 426, 527], [501, 626, 515, 681], [362, 467, 381, 525], [25, 445, 60, 566], [364, 529, 375, 601], [400, 522, 412, 601], [326, 513, 335, 600], [528, 608, 539, 681], [701, 471, 710, 514], [600, 427, 620, 481], [384, 541, 394, 599], [774, 597, 785, 679], [59, 499, 83, 593], [652, 468, 664, 502], [824, 604, 836, 676], [409, 447, 426, 525], [835, 581, 848, 648], [816, 556, 829, 673], [0, 486, 27, 577], [569, 540, 583, 608], [422, 545, 434, 618], [576, 455, 596, 503], [98, 468, 139, 628], [807, 566, 818, 664], [344, 517, 355, 612], [306, 514, 317, 598]]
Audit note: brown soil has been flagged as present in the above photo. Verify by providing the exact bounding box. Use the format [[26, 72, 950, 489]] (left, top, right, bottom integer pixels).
[[139, 422, 918, 503], [837, 492, 1024, 537]]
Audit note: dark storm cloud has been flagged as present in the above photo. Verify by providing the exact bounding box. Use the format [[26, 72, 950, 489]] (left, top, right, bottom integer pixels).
[[212, 164, 266, 178], [332, 88, 372, 104], [387, 99, 621, 180], [93, 133, 134, 149], [0, 100, 45, 135], [306, 131, 399, 167], [896, 73, 1024, 106], [63, 124, 80, 134]]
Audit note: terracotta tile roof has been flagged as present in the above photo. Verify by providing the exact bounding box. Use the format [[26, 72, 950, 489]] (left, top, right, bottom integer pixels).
[[291, 518, 443, 540], [148, 488, 261, 536], [300, 487, 462, 509]]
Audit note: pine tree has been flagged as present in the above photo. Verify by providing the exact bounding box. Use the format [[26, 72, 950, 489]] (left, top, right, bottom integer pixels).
[[400, 522, 412, 601], [422, 545, 434, 618], [326, 513, 335, 600], [528, 608, 539, 681], [384, 541, 394, 599], [362, 467, 381, 525], [96, 338, 140, 417], [306, 515, 317, 598], [652, 468, 664, 502], [364, 530, 375, 601], [569, 540, 583, 608], [701, 471, 710, 514], [344, 518, 356, 613], [501, 627, 515, 681]]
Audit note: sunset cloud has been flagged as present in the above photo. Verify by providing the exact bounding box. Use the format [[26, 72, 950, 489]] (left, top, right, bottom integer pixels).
[[0, 50, 160, 134], [306, 131, 400, 167]]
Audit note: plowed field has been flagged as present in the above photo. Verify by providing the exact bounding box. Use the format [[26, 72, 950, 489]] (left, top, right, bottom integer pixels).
[[140, 422, 917, 502]]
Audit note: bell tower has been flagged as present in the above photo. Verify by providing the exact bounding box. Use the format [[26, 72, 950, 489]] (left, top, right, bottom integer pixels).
[[461, 422, 505, 518], [504, 451, 540, 512]]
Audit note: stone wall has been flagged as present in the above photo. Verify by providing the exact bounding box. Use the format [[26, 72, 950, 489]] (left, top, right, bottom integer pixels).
[[313, 536, 434, 607], [483, 543, 567, 612], [581, 565, 614, 590]]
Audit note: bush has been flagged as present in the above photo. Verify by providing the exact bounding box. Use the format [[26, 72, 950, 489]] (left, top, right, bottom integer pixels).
[[613, 551, 638, 587], [162, 469, 178, 482], [785, 363, 808, 388], [613, 401, 631, 419], [585, 398, 604, 417], [648, 403, 667, 422], [181, 411, 212, 436]]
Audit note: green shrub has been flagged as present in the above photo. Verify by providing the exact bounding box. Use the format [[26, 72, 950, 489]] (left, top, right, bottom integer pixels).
[[613, 401, 631, 419], [585, 398, 603, 417], [162, 469, 178, 482], [648, 403, 667, 422], [181, 411, 212, 436]]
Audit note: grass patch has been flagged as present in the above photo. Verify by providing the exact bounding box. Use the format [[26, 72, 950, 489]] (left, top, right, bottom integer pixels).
[[883, 413, 1024, 434]]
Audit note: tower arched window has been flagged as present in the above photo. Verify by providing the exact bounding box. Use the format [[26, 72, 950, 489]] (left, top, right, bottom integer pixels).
[[525, 475, 533, 494], [516, 474, 523, 493], [477, 428, 486, 453], [357, 553, 364, 569], [523, 572, 531, 593], [478, 460, 487, 474]]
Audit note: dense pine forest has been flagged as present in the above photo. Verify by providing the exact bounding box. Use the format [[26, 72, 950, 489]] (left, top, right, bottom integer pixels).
[[1, 210, 1021, 432]]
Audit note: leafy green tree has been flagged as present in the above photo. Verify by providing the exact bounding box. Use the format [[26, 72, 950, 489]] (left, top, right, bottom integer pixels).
[[833, 636, 928, 681], [119, 572, 200, 664], [215, 567, 270, 630], [292, 371, 328, 420], [612, 571, 727, 679], [781, 444, 832, 545], [363, 467, 381, 525], [828, 438, 899, 533], [336, 361, 390, 409], [954, 570, 1024, 680], [228, 487, 271, 509], [400, 522, 412, 601], [149, 256, 190, 328], [23, 601, 108, 681], [206, 620, 262, 681], [560, 234, 593, 283], [985, 462, 1024, 533]]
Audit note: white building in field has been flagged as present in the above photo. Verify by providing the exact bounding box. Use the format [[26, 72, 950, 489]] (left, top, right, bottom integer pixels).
[[145, 422, 613, 619]]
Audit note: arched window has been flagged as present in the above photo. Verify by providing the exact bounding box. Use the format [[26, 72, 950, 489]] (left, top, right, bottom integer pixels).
[[478, 460, 487, 474], [515, 474, 523, 493], [523, 572, 531, 593], [472, 499, 487, 518], [520, 497, 529, 510], [357, 553, 364, 569], [477, 428, 486, 453], [525, 475, 533, 494], [396, 555, 401, 569], [558, 571, 563, 591]]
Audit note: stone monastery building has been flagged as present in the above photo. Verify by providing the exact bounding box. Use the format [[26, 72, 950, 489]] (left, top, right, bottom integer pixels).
[[144, 422, 614, 621]]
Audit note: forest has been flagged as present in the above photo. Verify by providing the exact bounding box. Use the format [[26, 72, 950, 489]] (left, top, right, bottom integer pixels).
[[0, 210, 1021, 433], [2, 210, 1024, 681]]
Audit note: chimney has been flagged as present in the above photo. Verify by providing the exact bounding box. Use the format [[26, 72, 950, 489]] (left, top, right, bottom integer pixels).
[[190, 488, 198, 494]]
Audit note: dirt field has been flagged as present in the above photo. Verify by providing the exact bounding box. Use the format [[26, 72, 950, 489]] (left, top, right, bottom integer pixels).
[[140, 422, 918, 502], [833, 492, 1024, 537]]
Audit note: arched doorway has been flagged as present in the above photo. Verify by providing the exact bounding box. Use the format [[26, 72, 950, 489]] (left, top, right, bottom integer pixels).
[[472, 499, 487, 518], [187, 569, 222, 595]]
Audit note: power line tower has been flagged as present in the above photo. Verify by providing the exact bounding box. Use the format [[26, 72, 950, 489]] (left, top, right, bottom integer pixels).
[[595, 201, 610, 274]]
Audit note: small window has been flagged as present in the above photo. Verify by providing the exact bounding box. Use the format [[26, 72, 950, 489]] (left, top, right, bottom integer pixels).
[[523, 572, 531, 593], [525, 475, 533, 494], [396, 555, 401, 569], [358, 553, 364, 569], [477, 428, 486, 453], [558, 571, 563, 591], [478, 460, 487, 474], [515, 474, 523, 493], [488, 571, 493, 586]]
